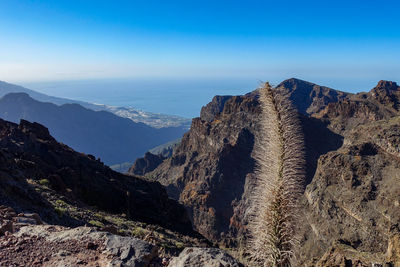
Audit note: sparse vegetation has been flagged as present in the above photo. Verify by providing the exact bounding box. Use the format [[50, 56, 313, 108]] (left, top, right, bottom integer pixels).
[[132, 227, 147, 238], [55, 199, 67, 206], [39, 178, 50, 186], [174, 241, 185, 250], [89, 220, 105, 228], [54, 207, 66, 217]]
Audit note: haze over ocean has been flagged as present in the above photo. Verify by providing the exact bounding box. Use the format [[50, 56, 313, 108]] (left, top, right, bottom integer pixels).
[[22, 78, 259, 118], [21, 76, 389, 118]]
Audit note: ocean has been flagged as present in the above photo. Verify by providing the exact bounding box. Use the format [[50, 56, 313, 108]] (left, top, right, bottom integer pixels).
[[20, 77, 382, 118], [22, 78, 261, 118]]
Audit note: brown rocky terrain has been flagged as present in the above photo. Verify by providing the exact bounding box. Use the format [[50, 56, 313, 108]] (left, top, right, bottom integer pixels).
[[2, 77, 400, 266], [130, 152, 167, 176], [0, 118, 195, 233], [132, 78, 400, 265], [0, 205, 240, 267]]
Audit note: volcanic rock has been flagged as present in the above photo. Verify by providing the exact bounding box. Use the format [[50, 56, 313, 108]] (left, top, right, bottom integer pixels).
[[129, 152, 166, 175], [0, 118, 193, 234], [139, 79, 400, 265], [169, 247, 243, 267]]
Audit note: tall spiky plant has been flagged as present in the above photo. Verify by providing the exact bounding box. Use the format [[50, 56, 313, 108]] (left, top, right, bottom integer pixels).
[[248, 82, 305, 267]]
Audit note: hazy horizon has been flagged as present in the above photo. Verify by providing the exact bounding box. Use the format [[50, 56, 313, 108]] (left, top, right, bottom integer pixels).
[[16, 76, 394, 118]]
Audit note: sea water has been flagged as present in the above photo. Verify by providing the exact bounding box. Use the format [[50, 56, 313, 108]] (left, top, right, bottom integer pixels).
[[22, 78, 260, 118]]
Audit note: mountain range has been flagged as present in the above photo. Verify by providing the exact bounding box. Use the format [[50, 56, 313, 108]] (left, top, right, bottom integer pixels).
[[0, 81, 191, 129], [0, 78, 399, 265], [130, 78, 400, 265], [0, 92, 187, 165]]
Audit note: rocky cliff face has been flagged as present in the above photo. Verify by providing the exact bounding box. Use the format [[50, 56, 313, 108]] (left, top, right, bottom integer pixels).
[[0, 118, 194, 235], [136, 78, 400, 265], [142, 93, 261, 243], [299, 80, 400, 265], [135, 79, 347, 242], [129, 152, 167, 175]]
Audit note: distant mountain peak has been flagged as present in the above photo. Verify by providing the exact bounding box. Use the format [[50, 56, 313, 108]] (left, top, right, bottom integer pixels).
[[276, 77, 315, 89], [1, 92, 37, 105], [369, 80, 400, 111], [3, 92, 31, 99], [375, 80, 398, 91], [275, 78, 349, 115]]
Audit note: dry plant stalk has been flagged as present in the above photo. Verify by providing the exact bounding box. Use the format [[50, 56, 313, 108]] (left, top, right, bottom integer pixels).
[[248, 82, 305, 267]]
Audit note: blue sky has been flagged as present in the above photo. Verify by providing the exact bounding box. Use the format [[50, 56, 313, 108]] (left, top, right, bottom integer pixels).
[[0, 0, 399, 91]]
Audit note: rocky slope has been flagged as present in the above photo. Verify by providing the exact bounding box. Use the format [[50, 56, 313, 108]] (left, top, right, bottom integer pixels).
[[0, 118, 196, 234], [135, 78, 400, 265], [0, 118, 225, 265], [1, 204, 244, 267], [1, 206, 237, 266]]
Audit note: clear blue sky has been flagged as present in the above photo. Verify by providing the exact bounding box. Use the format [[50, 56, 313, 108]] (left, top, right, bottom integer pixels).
[[0, 0, 399, 91]]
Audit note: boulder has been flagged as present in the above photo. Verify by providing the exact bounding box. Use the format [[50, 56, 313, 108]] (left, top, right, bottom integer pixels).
[[169, 247, 243, 267], [105, 234, 158, 267]]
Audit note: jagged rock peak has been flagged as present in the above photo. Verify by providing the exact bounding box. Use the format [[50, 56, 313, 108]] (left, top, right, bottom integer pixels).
[[129, 152, 166, 175], [276, 77, 317, 89], [276, 78, 349, 115], [369, 80, 400, 111], [374, 80, 399, 91], [18, 119, 54, 141], [200, 95, 233, 122]]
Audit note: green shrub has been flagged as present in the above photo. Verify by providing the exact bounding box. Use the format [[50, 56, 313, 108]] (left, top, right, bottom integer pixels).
[[39, 179, 50, 186], [89, 220, 104, 228], [55, 199, 67, 206], [54, 207, 66, 217], [131, 227, 146, 238]]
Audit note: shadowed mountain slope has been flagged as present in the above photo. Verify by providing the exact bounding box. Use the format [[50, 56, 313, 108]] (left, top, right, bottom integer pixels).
[[0, 92, 186, 165], [0, 118, 195, 235]]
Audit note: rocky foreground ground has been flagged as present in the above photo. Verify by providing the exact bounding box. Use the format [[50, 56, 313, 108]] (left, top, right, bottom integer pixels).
[[0, 206, 243, 267]]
